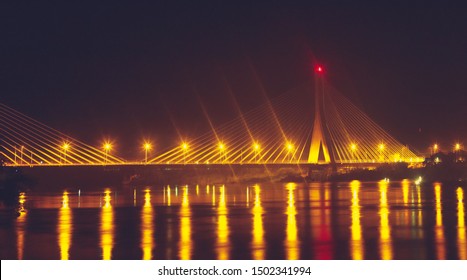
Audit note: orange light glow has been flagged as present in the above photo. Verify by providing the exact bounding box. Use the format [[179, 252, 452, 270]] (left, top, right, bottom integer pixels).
[[62, 143, 70, 151], [103, 142, 112, 152], [218, 142, 225, 151], [286, 142, 294, 152], [253, 142, 260, 151], [143, 142, 152, 151]]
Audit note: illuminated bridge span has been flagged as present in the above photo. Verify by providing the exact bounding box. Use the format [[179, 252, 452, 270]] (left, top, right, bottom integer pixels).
[[150, 68, 421, 165], [0, 103, 124, 165], [1, 68, 421, 166]]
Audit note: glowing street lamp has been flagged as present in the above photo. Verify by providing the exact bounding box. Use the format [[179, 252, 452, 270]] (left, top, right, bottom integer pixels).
[[143, 142, 152, 164], [378, 143, 385, 162], [62, 142, 70, 164], [181, 142, 189, 164], [253, 142, 261, 163], [253, 143, 261, 151], [218, 142, 225, 151], [103, 142, 112, 164], [286, 142, 294, 162], [455, 143, 461, 152], [218, 142, 226, 163], [103, 143, 112, 152]]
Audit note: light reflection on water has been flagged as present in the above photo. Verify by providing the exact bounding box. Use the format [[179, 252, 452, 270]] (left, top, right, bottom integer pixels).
[[178, 186, 191, 260], [251, 184, 265, 260], [141, 189, 153, 260], [285, 183, 299, 260], [434, 183, 445, 260], [458, 188, 466, 260], [58, 191, 72, 260], [350, 180, 364, 260], [2, 181, 467, 260], [216, 185, 230, 260], [100, 190, 114, 260], [378, 180, 392, 260], [16, 193, 27, 260]]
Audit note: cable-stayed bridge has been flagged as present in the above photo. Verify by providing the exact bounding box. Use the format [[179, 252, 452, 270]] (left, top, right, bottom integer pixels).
[[0, 71, 422, 167], [0, 103, 124, 166]]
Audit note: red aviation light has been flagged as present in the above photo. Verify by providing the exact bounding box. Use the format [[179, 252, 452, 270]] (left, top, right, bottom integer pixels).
[[315, 65, 324, 73]]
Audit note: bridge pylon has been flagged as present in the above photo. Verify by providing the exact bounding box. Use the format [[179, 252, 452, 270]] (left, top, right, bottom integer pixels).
[[308, 66, 332, 164]]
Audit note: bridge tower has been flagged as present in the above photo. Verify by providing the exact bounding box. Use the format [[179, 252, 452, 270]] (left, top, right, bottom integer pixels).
[[308, 66, 332, 164]]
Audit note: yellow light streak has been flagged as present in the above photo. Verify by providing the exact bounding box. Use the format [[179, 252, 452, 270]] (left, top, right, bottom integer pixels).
[[402, 179, 409, 204], [166, 186, 171, 206], [100, 190, 114, 260], [251, 184, 265, 260], [378, 180, 393, 260], [350, 180, 364, 260], [285, 183, 299, 260], [179, 186, 192, 260], [434, 183, 445, 260], [58, 191, 72, 260], [16, 193, 27, 260], [216, 185, 230, 260], [457, 187, 466, 260], [141, 190, 154, 260]]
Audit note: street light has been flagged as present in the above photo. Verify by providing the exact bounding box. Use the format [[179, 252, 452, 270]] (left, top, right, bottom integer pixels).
[[455, 143, 461, 152], [143, 142, 152, 164], [103, 142, 112, 164], [218, 142, 226, 163], [286, 141, 294, 162], [181, 142, 189, 164], [62, 142, 70, 164], [253, 142, 261, 163], [433, 143, 439, 155], [378, 143, 385, 162]]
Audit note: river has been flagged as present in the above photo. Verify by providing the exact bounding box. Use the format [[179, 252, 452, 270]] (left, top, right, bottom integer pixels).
[[0, 180, 465, 260]]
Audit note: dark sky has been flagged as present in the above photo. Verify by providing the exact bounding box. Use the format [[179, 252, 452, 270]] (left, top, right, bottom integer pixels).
[[1, 1, 466, 158]]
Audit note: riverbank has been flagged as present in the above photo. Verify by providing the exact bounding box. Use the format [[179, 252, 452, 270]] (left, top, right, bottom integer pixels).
[[328, 162, 466, 185], [2, 161, 466, 191]]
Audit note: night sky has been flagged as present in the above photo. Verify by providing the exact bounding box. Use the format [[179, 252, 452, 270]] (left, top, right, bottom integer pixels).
[[1, 1, 466, 159]]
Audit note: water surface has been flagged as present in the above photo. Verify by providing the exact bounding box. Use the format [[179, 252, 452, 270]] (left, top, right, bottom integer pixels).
[[0, 180, 465, 260]]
